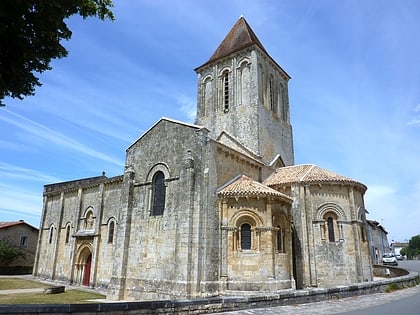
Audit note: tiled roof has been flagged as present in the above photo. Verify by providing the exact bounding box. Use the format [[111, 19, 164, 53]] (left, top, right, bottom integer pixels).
[[206, 17, 268, 64], [217, 175, 292, 201], [264, 164, 367, 191], [0, 220, 38, 230], [0, 221, 24, 229], [195, 16, 290, 78]]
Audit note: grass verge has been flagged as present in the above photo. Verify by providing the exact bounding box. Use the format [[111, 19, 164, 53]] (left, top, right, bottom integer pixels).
[[0, 278, 47, 290], [0, 278, 105, 304], [0, 290, 106, 304]]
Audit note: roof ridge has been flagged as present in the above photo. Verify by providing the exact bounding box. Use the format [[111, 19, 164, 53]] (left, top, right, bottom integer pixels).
[[299, 164, 315, 182], [196, 17, 267, 69], [216, 174, 245, 194]]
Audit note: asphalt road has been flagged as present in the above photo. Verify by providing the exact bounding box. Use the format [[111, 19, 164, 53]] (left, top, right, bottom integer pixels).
[[211, 260, 420, 315]]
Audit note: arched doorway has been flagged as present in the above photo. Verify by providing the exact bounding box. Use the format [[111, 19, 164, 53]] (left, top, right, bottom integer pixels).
[[82, 254, 92, 286], [74, 243, 93, 287]]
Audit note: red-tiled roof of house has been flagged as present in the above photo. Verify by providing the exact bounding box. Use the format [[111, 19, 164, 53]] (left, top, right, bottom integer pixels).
[[264, 164, 367, 191], [0, 221, 25, 229], [217, 175, 292, 201], [0, 220, 38, 230]]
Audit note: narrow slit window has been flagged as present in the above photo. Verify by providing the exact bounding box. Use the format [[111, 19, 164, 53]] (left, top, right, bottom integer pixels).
[[327, 217, 335, 242], [49, 227, 54, 244], [108, 221, 115, 243], [269, 78, 275, 111], [65, 225, 70, 243]]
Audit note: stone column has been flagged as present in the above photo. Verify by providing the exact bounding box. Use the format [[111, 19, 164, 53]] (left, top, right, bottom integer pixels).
[[33, 193, 48, 277], [108, 166, 135, 300], [51, 192, 65, 280], [92, 182, 105, 287], [349, 187, 363, 282]]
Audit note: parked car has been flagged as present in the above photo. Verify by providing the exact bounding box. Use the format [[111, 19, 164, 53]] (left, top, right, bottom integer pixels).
[[382, 253, 398, 266], [395, 254, 404, 260]]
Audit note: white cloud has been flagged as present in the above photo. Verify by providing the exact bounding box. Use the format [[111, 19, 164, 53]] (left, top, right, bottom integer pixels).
[[0, 162, 62, 183], [1, 109, 124, 167], [407, 104, 420, 126], [176, 94, 196, 123], [0, 184, 42, 217]]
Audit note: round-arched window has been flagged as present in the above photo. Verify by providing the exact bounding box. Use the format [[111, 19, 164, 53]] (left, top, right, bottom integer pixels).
[[241, 223, 252, 250], [151, 171, 166, 216]]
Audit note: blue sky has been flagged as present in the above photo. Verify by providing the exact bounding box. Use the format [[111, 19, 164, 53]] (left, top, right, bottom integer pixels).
[[1, 0, 419, 242]]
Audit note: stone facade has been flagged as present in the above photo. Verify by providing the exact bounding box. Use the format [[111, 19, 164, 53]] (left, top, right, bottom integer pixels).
[[34, 17, 373, 301]]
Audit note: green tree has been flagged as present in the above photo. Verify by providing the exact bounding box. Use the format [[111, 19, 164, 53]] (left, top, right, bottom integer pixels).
[[0, 0, 114, 106], [0, 239, 25, 266], [401, 235, 420, 259]]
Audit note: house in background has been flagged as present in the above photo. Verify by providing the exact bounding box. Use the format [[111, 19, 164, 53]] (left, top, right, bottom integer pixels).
[[391, 241, 408, 258], [367, 220, 390, 264], [0, 220, 39, 274]]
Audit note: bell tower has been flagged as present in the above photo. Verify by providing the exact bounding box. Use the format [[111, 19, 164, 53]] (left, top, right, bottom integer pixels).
[[194, 17, 294, 166]]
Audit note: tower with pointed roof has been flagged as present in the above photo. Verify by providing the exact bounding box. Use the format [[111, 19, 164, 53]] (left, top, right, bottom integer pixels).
[[34, 16, 376, 303], [195, 17, 294, 167]]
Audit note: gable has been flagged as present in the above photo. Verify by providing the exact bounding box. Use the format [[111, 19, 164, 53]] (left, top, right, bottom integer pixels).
[[127, 117, 207, 152], [215, 131, 260, 159]]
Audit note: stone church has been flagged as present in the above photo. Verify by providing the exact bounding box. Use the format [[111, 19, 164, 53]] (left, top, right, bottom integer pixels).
[[33, 17, 373, 301]]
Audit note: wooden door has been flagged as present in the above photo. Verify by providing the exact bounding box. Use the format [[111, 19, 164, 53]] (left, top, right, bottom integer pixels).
[[82, 254, 92, 286]]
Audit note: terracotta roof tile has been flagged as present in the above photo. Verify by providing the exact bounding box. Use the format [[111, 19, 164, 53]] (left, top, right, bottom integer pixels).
[[264, 164, 367, 191], [0, 221, 25, 229], [218, 175, 292, 201], [195, 17, 290, 78], [207, 17, 268, 64], [0, 220, 38, 230]]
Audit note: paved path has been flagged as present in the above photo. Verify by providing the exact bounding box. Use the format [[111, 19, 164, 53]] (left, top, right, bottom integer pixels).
[[209, 284, 420, 314]]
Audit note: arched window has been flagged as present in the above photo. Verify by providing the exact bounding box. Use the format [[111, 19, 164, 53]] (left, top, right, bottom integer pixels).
[[203, 76, 212, 115], [238, 60, 250, 105], [151, 171, 166, 216], [65, 225, 71, 244], [108, 221, 115, 243], [222, 70, 229, 112], [240, 223, 251, 250], [49, 226, 54, 244], [327, 217, 335, 242], [277, 225, 283, 252], [280, 83, 287, 121]]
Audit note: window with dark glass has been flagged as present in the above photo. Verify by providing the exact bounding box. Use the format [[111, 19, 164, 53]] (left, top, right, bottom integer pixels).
[[327, 217, 335, 242], [151, 171, 166, 216], [108, 221, 115, 243], [19, 236, 28, 247], [241, 223, 251, 250]]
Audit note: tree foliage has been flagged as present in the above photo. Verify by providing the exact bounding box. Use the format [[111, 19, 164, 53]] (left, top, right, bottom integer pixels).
[[0, 0, 114, 105], [401, 234, 420, 259], [0, 239, 25, 266]]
